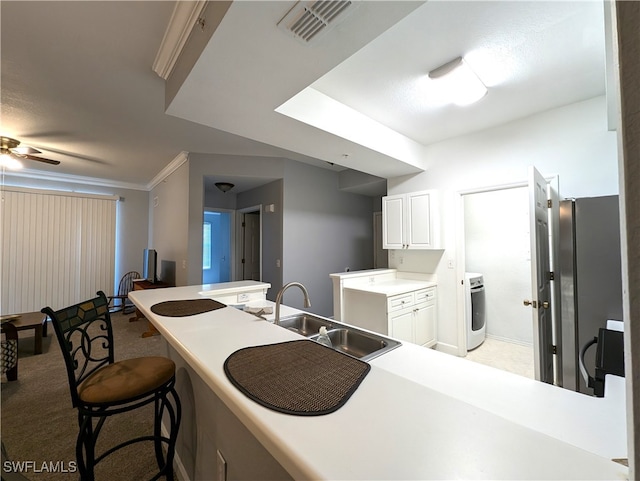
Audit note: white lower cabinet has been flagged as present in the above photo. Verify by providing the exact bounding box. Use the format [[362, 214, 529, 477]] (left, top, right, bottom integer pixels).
[[343, 286, 437, 348]]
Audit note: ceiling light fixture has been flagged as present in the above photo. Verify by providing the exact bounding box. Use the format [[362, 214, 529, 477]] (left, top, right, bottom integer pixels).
[[215, 182, 234, 193], [428, 57, 487, 106], [0, 151, 23, 170]]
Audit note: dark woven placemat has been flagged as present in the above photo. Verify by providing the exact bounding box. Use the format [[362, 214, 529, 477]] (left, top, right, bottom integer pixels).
[[224, 340, 370, 416], [150, 298, 226, 317]]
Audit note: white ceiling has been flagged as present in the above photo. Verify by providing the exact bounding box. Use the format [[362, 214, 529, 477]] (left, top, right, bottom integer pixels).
[[312, 1, 605, 146], [1, 1, 606, 191]]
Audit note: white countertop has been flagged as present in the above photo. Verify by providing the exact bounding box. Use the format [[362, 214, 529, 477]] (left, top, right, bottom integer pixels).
[[344, 278, 437, 296], [130, 284, 628, 480], [197, 280, 270, 297]]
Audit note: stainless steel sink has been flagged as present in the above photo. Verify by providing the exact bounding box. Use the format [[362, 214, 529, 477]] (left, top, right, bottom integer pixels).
[[278, 314, 334, 336], [277, 313, 401, 361]]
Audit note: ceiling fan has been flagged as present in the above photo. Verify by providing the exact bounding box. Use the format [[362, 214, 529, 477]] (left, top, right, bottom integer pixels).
[[0, 136, 60, 169]]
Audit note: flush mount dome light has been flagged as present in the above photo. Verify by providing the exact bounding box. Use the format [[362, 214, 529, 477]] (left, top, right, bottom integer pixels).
[[215, 182, 234, 193], [428, 57, 487, 106]]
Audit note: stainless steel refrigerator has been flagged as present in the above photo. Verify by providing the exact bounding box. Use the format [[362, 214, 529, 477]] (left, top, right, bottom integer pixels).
[[558, 195, 623, 394]]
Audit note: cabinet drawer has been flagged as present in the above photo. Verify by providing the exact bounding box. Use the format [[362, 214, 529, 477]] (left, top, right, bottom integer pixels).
[[388, 294, 414, 311], [415, 288, 436, 303]]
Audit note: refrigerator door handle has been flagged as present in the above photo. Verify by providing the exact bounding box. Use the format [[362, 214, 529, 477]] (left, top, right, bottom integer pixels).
[[579, 336, 598, 388]]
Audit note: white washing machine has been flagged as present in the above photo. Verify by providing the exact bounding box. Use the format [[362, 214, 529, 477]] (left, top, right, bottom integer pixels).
[[465, 272, 486, 351]]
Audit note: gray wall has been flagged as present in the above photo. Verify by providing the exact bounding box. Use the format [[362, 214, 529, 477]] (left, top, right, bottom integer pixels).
[[282, 160, 376, 316], [204, 184, 237, 210], [185, 154, 376, 314], [150, 161, 190, 286], [187, 153, 285, 286], [237, 180, 284, 299], [614, 1, 640, 473]]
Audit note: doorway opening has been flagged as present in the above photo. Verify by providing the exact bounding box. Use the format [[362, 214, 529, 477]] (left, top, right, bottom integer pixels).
[[238, 206, 262, 281], [202, 210, 233, 284], [458, 169, 560, 384], [462, 185, 535, 379]]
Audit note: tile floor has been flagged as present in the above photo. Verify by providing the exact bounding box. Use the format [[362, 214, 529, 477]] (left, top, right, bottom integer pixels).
[[464, 337, 535, 379]]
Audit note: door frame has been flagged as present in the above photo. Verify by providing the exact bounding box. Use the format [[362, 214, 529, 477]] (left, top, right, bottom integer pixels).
[[236, 205, 262, 281], [456, 174, 560, 380]]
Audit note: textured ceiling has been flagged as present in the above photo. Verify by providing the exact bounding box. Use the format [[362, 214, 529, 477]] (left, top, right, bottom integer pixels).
[[1, 1, 607, 189], [311, 1, 605, 145]]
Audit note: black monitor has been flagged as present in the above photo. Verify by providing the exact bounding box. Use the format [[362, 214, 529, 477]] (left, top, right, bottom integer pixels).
[[143, 248, 157, 283]]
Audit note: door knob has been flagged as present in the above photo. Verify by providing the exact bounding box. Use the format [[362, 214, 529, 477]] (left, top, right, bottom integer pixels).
[[542, 301, 550, 309], [523, 299, 538, 308]]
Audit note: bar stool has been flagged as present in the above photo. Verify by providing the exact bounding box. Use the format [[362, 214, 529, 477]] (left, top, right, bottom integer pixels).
[[42, 291, 181, 481]]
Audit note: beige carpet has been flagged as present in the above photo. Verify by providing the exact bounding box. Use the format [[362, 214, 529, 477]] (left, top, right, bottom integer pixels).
[[1, 310, 171, 481]]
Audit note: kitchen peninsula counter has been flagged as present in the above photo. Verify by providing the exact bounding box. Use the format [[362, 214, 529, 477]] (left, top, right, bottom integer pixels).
[[130, 284, 627, 480]]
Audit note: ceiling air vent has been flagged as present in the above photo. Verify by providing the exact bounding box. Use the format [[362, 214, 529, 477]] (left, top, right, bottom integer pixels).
[[278, 1, 359, 44]]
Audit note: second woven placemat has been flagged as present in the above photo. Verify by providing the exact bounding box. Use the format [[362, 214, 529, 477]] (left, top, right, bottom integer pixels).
[[224, 340, 370, 416], [150, 298, 226, 317]]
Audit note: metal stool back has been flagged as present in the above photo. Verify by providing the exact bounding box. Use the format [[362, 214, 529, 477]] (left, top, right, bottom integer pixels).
[[42, 291, 180, 481]]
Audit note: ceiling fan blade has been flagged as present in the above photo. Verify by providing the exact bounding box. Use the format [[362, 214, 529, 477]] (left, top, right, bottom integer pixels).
[[12, 146, 41, 155], [22, 154, 60, 165]]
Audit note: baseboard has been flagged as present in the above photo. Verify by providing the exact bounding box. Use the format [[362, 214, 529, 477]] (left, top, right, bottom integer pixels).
[[435, 342, 460, 356], [486, 334, 533, 348]]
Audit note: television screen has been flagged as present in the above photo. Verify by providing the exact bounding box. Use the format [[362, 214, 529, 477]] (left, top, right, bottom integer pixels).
[[143, 248, 157, 283]]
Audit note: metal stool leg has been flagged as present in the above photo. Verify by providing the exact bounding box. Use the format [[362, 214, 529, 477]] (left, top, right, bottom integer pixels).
[[152, 386, 181, 481], [77, 413, 95, 481], [165, 387, 181, 481]]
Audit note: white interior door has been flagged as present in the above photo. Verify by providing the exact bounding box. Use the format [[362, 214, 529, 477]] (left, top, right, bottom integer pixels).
[[528, 166, 554, 383]]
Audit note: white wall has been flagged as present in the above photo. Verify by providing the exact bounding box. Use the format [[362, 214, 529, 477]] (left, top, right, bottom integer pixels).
[[388, 96, 618, 354], [464, 187, 532, 345]]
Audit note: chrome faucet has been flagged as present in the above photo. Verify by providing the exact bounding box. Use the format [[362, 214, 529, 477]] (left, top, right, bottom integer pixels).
[[274, 282, 311, 325]]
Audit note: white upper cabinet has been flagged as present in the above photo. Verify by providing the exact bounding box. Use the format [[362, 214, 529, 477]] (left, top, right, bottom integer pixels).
[[382, 191, 438, 249]]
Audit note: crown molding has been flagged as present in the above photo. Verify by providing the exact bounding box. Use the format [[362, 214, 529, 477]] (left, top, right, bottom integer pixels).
[[2, 151, 190, 192], [147, 151, 189, 190], [153, 1, 208, 80], [2, 168, 149, 191]]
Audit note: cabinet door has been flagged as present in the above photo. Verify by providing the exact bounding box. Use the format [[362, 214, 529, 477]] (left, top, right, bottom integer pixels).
[[390, 309, 414, 343], [407, 191, 432, 248], [414, 302, 436, 347], [382, 195, 405, 249]]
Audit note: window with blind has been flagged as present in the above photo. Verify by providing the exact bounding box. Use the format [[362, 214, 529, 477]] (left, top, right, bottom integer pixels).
[[0, 187, 117, 314]]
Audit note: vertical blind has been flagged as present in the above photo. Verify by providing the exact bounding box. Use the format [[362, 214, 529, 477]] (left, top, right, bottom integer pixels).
[[1, 187, 117, 314]]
